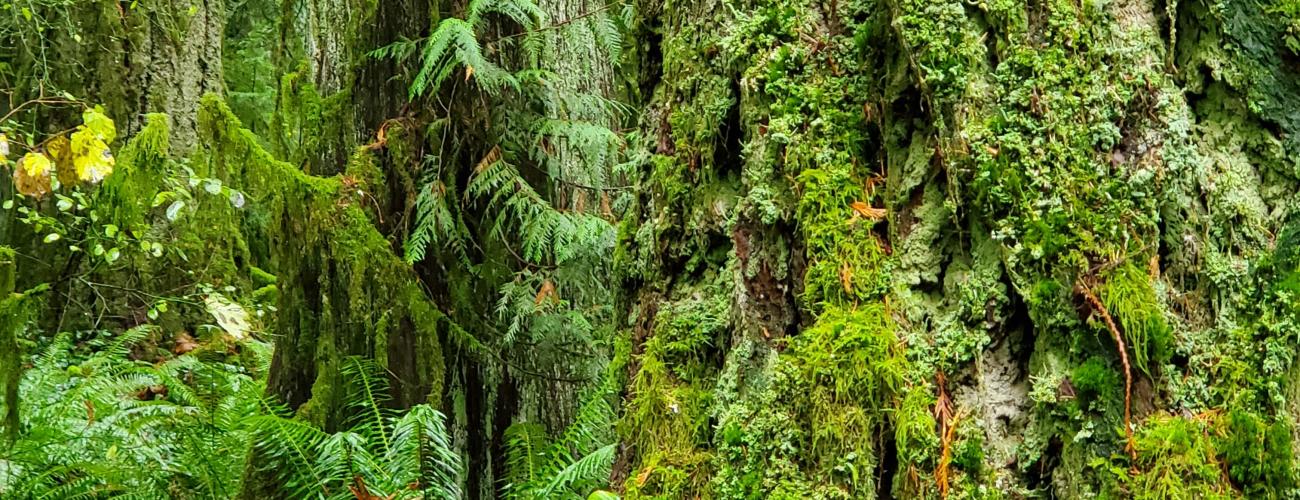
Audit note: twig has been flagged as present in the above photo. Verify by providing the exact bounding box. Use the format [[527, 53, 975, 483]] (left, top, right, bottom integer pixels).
[[1078, 279, 1137, 462], [934, 372, 956, 498]]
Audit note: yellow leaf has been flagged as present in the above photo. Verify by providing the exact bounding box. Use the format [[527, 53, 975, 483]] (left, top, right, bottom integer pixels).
[[475, 145, 501, 173], [46, 135, 78, 187], [71, 128, 114, 183], [465, 65, 475, 82], [535, 278, 558, 306], [14, 152, 53, 197]]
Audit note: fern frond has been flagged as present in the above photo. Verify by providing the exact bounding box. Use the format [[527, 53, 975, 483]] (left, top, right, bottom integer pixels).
[[246, 414, 331, 498], [466, 0, 546, 29], [411, 19, 517, 99], [536, 443, 616, 498], [503, 422, 551, 496], [387, 404, 462, 499]]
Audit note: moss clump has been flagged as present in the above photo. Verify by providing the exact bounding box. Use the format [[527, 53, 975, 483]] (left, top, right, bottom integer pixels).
[[710, 305, 907, 498], [1219, 410, 1294, 497], [1121, 414, 1231, 499], [248, 266, 276, 287], [620, 353, 715, 498], [250, 284, 278, 304], [647, 271, 732, 370], [1116, 411, 1297, 499], [100, 113, 171, 231], [1071, 356, 1120, 410]]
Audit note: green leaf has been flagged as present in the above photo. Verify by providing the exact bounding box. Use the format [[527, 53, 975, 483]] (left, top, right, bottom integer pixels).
[[104, 224, 119, 238], [2, 200, 12, 210], [204, 179, 222, 195], [106, 247, 121, 263], [43, 233, 61, 243], [166, 200, 186, 221]]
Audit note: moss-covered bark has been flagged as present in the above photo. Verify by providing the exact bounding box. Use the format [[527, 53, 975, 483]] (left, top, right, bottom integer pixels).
[[616, 0, 1300, 497], [0, 247, 19, 447], [185, 96, 453, 496], [40, 0, 225, 151]]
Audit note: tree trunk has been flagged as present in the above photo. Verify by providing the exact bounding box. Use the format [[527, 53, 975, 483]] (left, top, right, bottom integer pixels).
[[0, 247, 19, 448], [615, 0, 1300, 497]]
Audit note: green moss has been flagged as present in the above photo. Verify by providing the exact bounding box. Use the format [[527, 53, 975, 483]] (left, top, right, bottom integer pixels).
[[100, 113, 171, 231], [892, 387, 939, 497], [709, 305, 907, 498], [251, 284, 278, 304], [620, 353, 715, 498], [1099, 263, 1172, 376], [952, 424, 985, 474], [1071, 356, 1119, 410], [1220, 410, 1294, 497], [270, 70, 354, 175], [1121, 414, 1231, 499], [195, 94, 448, 435], [646, 271, 731, 369], [1116, 411, 1296, 499], [248, 266, 276, 287]]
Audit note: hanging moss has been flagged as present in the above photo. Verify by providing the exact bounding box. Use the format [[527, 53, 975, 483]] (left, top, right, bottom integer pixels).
[[100, 113, 171, 231], [195, 93, 448, 435]]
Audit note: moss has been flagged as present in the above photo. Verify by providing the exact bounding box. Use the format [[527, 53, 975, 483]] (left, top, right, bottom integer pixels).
[[709, 305, 907, 499], [249, 266, 277, 287], [100, 113, 171, 231], [1120, 414, 1231, 499], [0, 246, 20, 445], [1098, 264, 1172, 377], [251, 284, 278, 304], [892, 387, 940, 497], [1219, 410, 1295, 497], [1070, 356, 1120, 411], [646, 270, 731, 369], [952, 424, 985, 474], [195, 94, 448, 437], [270, 70, 355, 175], [617, 0, 1300, 494], [1114, 411, 1297, 499]]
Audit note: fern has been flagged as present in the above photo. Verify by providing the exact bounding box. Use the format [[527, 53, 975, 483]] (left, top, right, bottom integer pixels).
[[411, 19, 518, 99], [249, 357, 463, 499], [504, 422, 552, 490], [502, 381, 618, 499], [405, 167, 472, 265], [1, 327, 268, 499], [537, 443, 617, 497]]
